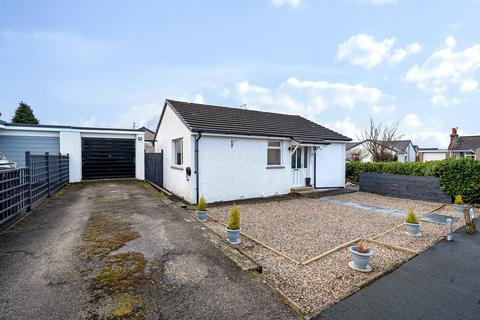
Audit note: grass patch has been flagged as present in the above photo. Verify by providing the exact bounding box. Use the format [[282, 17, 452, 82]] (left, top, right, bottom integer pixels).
[[111, 293, 144, 318], [80, 212, 139, 257], [97, 252, 147, 292]]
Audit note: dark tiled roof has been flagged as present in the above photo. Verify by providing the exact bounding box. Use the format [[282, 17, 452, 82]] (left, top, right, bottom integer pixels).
[[4, 122, 139, 132], [164, 100, 351, 144], [448, 135, 480, 151], [382, 140, 412, 152], [346, 141, 363, 150]]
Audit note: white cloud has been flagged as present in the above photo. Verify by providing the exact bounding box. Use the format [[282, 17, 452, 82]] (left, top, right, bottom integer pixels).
[[460, 79, 478, 92], [404, 37, 480, 98], [388, 42, 422, 65], [326, 117, 360, 140], [430, 95, 461, 107], [337, 34, 396, 68], [372, 105, 396, 114], [271, 0, 301, 7], [234, 77, 385, 120], [116, 103, 162, 129], [445, 36, 457, 48], [403, 113, 422, 128], [337, 34, 421, 68]]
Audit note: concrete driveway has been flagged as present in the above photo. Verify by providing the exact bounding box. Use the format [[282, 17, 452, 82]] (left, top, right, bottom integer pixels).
[[0, 181, 296, 320]]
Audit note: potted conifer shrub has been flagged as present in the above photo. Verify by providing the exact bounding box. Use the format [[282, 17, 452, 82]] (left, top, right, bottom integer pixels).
[[348, 244, 373, 271], [405, 208, 421, 236], [196, 196, 208, 222], [226, 204, 241, 244], [453, 195, 469, 213]]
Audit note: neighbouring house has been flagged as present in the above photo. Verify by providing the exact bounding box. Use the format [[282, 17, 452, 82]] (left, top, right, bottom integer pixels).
[[346, 139, 417, 162], [154, 99, 351, 204], [138, 126, 156, 153], [448, 128, 480, 160], [0, 121, 145, 182], [417, 148, 448, 162]]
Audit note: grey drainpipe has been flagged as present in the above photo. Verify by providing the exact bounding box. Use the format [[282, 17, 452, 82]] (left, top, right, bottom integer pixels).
[[195, 132, 202, 204], [313, 147, 317, 188]]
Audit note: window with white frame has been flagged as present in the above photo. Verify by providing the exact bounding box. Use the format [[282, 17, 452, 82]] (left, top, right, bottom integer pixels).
[[267, 140, 282, 166], [173, 138, 183, 166]]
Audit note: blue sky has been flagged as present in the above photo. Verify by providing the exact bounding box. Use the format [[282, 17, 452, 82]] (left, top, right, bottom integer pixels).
[[1, 0, 479, 147]]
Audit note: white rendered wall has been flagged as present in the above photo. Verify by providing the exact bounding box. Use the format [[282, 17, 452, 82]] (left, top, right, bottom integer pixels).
[[315, 143, 346, 188], [407, 143, 416, 162], [59, 131, 82, 182], [422, 152, 447, 162], [198, 136, 291, 203], [155, 105, 194, 202]]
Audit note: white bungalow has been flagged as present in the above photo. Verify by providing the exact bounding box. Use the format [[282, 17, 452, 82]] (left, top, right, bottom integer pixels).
[[154, 100, 351, 204]]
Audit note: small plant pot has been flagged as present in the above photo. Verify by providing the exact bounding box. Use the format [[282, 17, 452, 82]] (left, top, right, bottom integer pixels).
[[349, 246, 373, 270], [196, 210, 207, 222], [453, 204, 469, 213], [226, 228, 241, 245], [405, 222, 421, 236]]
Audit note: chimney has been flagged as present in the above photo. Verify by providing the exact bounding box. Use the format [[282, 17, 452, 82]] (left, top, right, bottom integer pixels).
[[450, 127, 458, 146]]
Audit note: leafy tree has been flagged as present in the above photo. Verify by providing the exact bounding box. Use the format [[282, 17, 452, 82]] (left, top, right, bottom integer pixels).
[[12, 101, 39, 124]]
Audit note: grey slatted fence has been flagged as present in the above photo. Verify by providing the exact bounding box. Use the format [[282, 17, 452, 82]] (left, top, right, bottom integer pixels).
[[0, 152, 69, 225], [145, 152, 163, 188]]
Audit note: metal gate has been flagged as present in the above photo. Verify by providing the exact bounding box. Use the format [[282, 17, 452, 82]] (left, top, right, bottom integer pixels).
[[145, 152, 163, 188]]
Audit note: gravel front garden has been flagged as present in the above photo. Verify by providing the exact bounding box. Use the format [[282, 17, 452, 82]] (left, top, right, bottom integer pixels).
[[203, 192, 465, 315]]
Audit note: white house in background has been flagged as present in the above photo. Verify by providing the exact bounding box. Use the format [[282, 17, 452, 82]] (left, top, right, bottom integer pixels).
[[0, 120, 145, 182], [346, 139, 417, 163], [417, 148, 448, 162], [154, 99, 351, 204]]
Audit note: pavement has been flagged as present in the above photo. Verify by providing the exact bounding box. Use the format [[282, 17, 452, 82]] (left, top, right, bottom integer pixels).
[[314, 224, 480, 320], [0, 181, 296, 320]]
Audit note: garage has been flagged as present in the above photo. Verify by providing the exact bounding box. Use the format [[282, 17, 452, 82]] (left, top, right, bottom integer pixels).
[[81, 137, 136, 179]]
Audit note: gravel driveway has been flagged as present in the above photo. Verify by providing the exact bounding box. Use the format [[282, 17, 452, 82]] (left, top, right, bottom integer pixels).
[[0, 181, 296, 320]]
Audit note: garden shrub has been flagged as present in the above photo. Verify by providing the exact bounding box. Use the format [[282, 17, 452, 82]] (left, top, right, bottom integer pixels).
[[196, 196, 208, 211], [227, 204, 241, 230], [346, 159, 480, 203], [405, 208, 419, 224]]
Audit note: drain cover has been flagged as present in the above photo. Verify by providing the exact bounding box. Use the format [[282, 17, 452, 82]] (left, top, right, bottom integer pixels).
[[421, 213, 459, 224]]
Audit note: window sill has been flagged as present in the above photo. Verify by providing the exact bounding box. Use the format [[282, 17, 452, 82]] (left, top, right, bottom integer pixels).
[[266, 165, 285, 169], [170, 165, 183, 170]]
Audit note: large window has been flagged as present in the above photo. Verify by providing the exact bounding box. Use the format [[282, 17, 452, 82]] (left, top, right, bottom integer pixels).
[[173, 138, 183, 166], [267, 141, 282, 166]]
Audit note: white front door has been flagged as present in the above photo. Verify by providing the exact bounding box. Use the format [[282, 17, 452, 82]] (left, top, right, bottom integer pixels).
[[291, 147, 308, 187]]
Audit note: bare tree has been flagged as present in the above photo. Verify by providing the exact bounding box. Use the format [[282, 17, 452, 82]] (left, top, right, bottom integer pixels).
[[357, 119, 403, 162], [347, 149, 368, 162]]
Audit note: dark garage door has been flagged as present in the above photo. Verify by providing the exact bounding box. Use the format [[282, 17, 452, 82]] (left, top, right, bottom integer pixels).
[[82, 138, 136, 179]]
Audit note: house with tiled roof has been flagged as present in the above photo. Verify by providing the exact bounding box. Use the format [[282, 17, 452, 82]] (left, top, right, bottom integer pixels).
[[448, 128, 480, 160], [346, 139, 416, 163], [154, 99, 351, 203]]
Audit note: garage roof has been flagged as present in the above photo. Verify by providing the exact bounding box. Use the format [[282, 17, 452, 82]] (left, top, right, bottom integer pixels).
[[162, 99, 351, 144]]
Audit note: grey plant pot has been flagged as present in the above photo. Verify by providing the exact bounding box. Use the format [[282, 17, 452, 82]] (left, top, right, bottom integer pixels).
[[453, 204, 469, 213], [405, 222, 421, 236], [349, 246, 373, 269], [226, 227, 241, 244], [196, 210, 207, 222]]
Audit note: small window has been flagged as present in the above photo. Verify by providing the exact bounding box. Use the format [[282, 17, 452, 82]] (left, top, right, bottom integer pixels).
[[267, 140, 281, 166], [173, 138, 183, 166]]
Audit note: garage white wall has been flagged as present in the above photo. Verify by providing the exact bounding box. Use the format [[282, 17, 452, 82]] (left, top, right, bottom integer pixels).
[[198, 135, 291, 203], [59, 131, 82, 182], [155, 104, 194, 202], [422, 152, 447, 162], [315, 143, 346, 188]]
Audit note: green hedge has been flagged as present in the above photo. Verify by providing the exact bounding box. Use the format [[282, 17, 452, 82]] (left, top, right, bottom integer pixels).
[[346, 159, 480, 203]]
